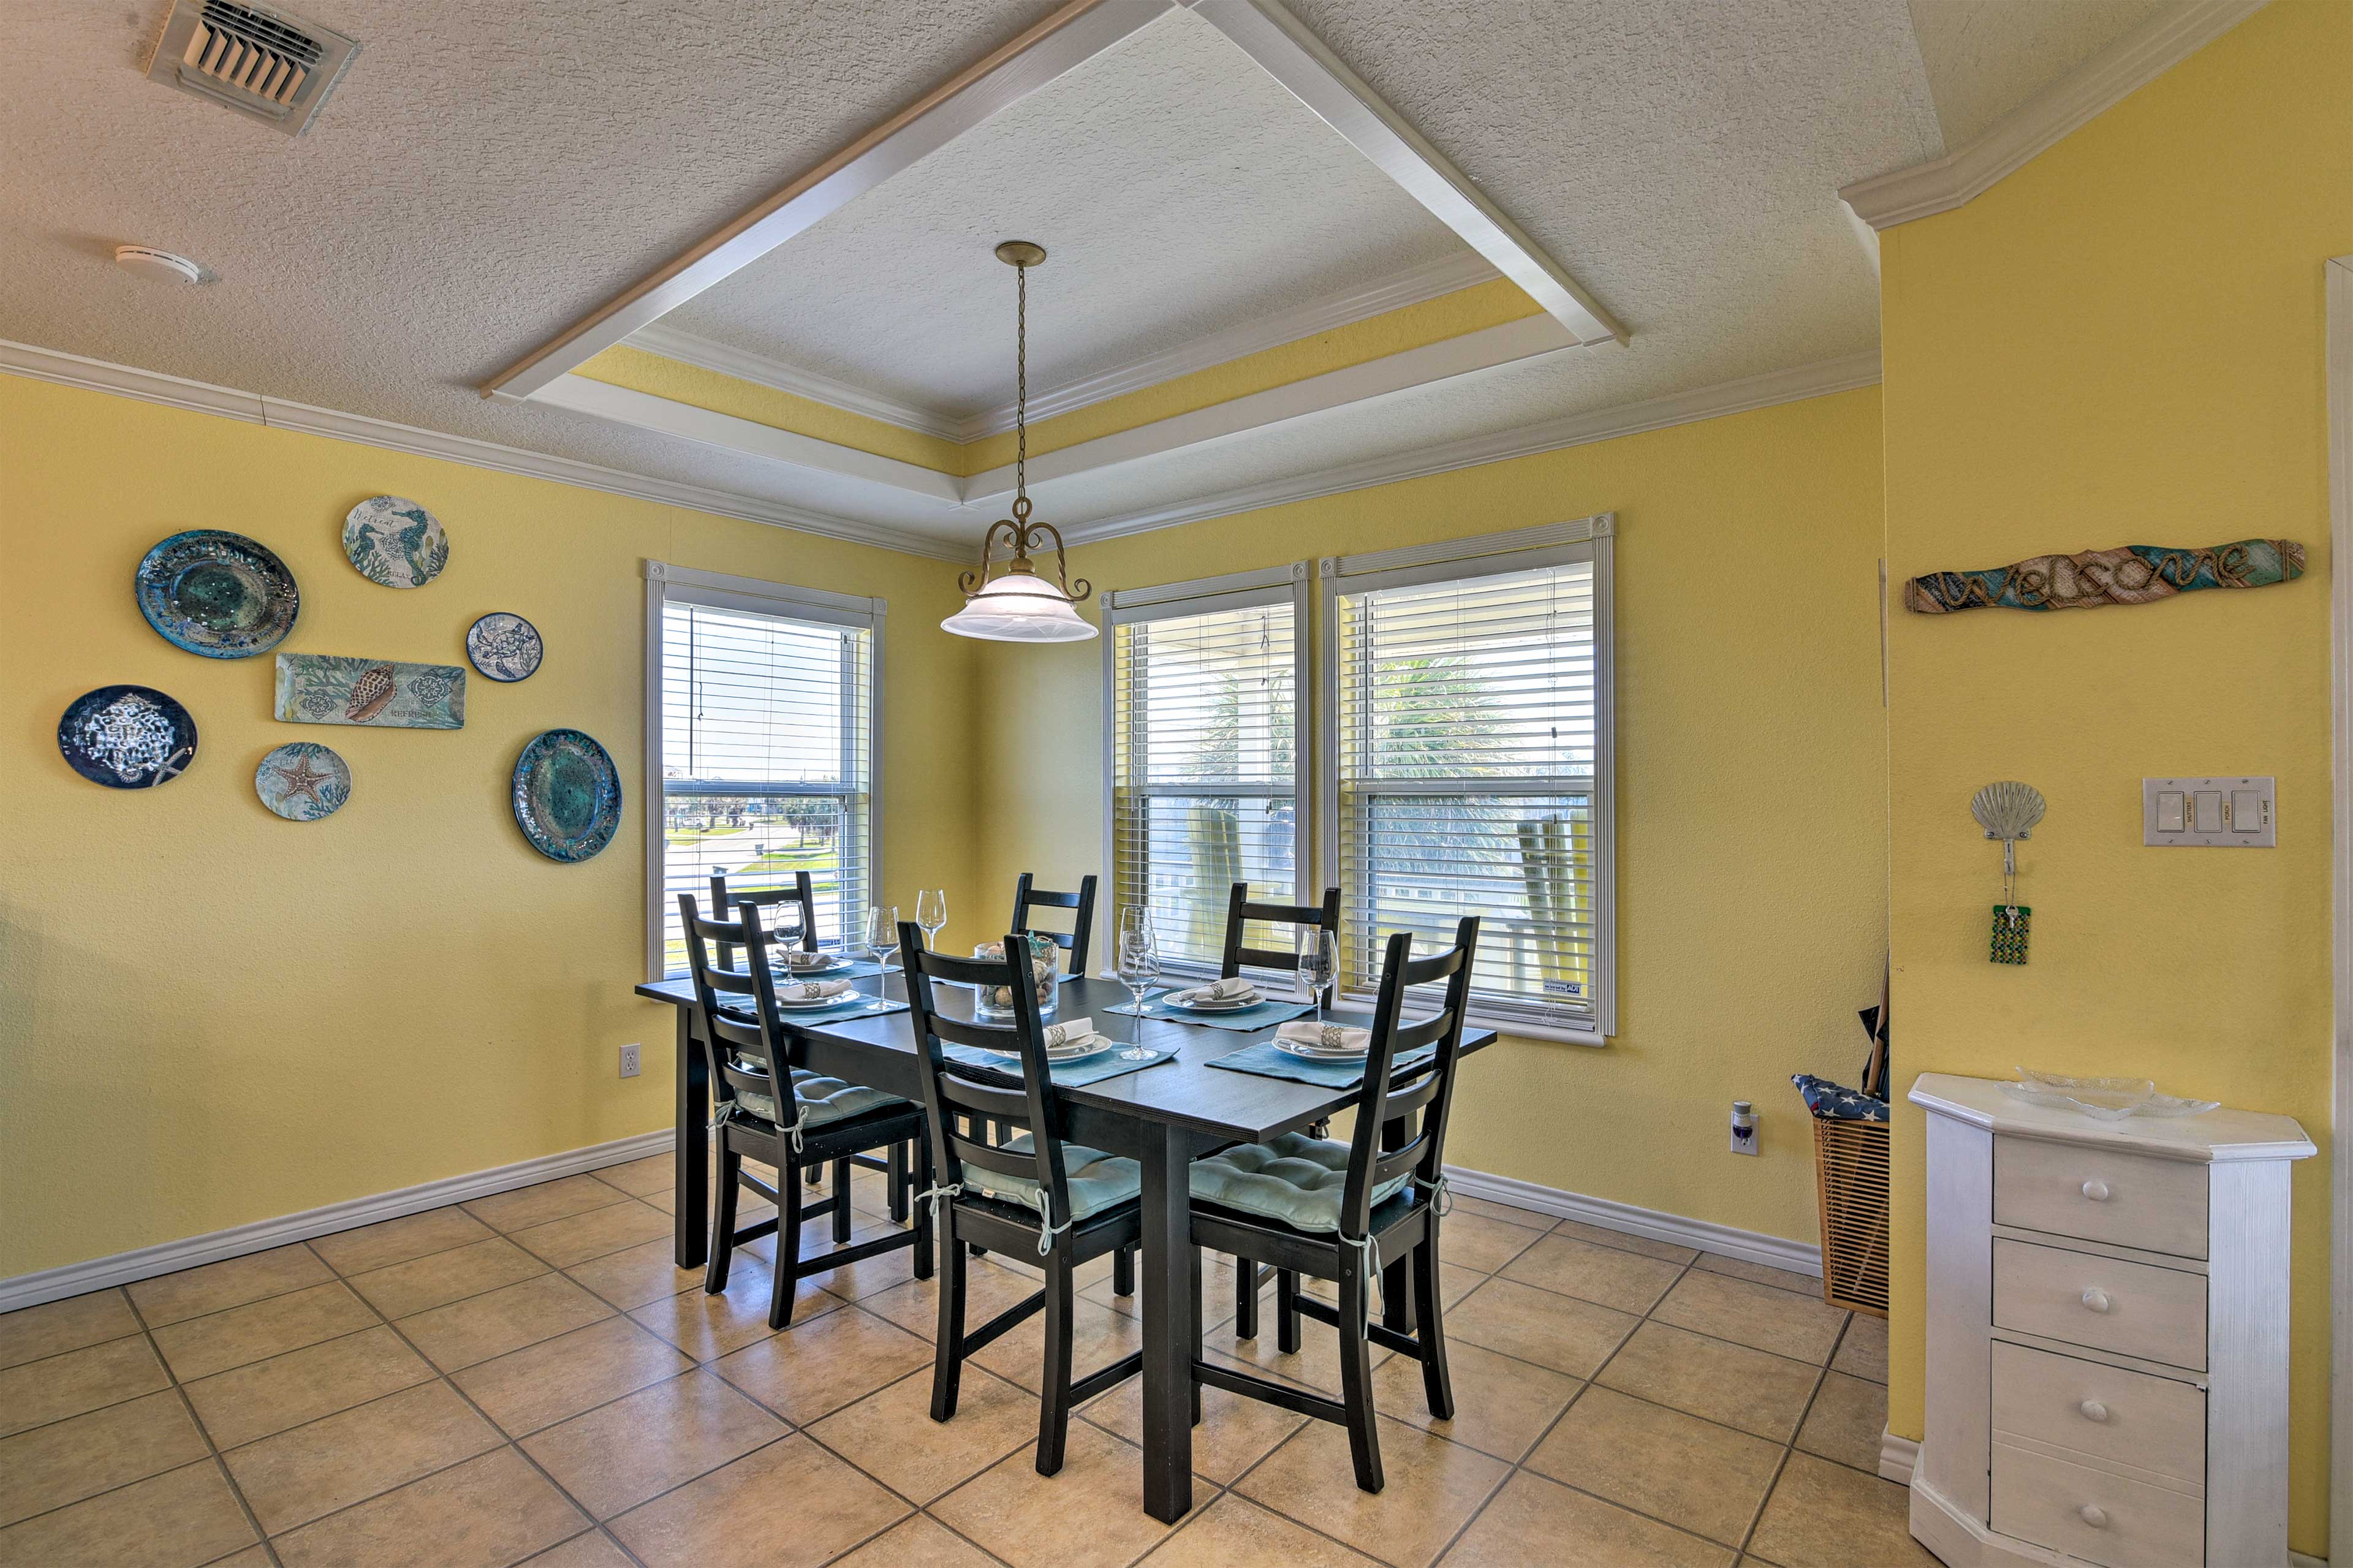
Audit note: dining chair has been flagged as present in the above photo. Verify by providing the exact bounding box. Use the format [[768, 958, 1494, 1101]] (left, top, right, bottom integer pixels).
[[1186, 916, 1480, 1493], [678, 893, 931, 1328], [714, 869, 910, 1216], [898, 919, 1145, 1477], [1010, 871, 1097, 978], [1216, 881, 1341, 1338]]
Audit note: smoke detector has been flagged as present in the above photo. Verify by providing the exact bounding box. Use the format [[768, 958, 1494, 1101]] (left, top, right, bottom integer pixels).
[[146, 0, 359, 137], [115, 246, 208, 285]]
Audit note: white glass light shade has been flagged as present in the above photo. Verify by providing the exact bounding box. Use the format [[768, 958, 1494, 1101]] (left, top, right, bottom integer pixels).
[[940, 570, 1099, 643]]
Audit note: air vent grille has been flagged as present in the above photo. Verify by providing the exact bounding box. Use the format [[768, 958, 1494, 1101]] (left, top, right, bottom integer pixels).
[[146, 0, 358, 137]]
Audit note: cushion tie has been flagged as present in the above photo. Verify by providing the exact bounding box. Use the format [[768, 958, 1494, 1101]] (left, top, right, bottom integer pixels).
[[912, 1181, 964, 1224], [1415, 1173, 1454, 1218], [1033, 1211, 1075, 1257], [709, 1093, 810, 1154]]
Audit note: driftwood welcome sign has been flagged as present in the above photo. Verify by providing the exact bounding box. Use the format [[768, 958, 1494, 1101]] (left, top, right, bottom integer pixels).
[[1906, 538, 2304, 615]]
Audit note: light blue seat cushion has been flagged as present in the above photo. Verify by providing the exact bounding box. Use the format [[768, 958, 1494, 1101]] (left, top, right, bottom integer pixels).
[[1188, 1132, 1411, 1233], [976, 1134, 1142, 1221], [735, 1066, 905, 1129]]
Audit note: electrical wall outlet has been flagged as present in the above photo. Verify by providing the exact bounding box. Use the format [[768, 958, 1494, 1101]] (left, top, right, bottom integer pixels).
[[619, 1043, 641, 1079], [1729, 1100, 1759, 1156]]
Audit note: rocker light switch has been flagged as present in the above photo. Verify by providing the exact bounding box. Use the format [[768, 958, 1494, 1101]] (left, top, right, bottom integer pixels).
[[2145, 777, 2275, 847]]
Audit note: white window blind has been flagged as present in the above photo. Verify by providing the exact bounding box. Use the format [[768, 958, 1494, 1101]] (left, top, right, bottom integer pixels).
[[1106, 569, 1308, 974], [1327, 526, 1613, 1036], [649, 572, 878, 977]]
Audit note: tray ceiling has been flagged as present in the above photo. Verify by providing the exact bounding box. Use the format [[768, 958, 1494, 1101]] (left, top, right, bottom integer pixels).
[[662, 7, 1474, 418]]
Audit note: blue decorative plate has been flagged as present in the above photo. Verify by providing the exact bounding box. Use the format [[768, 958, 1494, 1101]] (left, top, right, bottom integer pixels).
[[466, 612, 543, 682], [255, 741, 350, 821], [135, 530, 299, 657], [512, 729, 622, 862], [58, 686, 198, 788], [343, 496, 449, 588]]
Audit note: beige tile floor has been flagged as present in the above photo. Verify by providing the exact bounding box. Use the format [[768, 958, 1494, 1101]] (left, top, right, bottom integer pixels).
[[0, 1161, 1933, 1568]]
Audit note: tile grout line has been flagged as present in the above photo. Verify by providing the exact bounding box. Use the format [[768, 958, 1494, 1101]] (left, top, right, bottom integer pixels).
[[123, 1281, 290, 1568], [1735, 1312, 1852, 1562]]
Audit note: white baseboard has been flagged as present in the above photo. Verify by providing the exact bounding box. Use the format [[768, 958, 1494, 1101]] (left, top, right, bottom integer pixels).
[[1880, 1428, 1919, 1483], [2294, 1553, 2328, 1568], [1441, 1164, 1823, 1278], [0, 1129, 673, 1314]]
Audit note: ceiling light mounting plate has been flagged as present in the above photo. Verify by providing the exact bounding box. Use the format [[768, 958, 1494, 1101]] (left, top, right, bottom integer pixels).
[[993, 240, 1047, 268]]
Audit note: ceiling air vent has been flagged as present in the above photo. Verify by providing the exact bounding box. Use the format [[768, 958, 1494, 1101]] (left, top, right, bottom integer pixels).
[[145, 0, 358, 137]]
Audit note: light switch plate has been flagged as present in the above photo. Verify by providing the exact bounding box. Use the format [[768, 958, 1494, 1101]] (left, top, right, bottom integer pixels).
[[2143, 776, 2274, 847]]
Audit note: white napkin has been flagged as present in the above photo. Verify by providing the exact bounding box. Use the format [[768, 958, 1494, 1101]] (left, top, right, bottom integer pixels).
[[779, 977, 856, 1002], [1042, 1017, 1096, 1049], [779, 949, 833, 971], [1275, 1020, 1371, 1056], [1175, 976, 1259, 1005]]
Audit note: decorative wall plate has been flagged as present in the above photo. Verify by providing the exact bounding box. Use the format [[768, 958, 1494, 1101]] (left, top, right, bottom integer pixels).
[[342, 496, 449, 588], [274, 653, 466, 729], [512, 729, 622, 862], [135, 529, 300, 657], [466, 612, 543, 682], [58, 686, 197, 787], [254, 741, 350, 821]]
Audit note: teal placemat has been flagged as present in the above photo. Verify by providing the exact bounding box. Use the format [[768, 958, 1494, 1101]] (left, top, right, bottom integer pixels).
[[1106, 994, 1316, 1032], [722, 993, 907, 1026], [1207, 1040, 1435, 1089], [942, 1042, 1176, 1088]]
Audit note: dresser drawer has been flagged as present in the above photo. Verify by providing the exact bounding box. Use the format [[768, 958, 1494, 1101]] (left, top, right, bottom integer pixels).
[[1990, 1340, 2205, 1487], [1992, 1442, 2202, 1568], [1995, 1135, 2208, 1259], [1993, 1238, 2207, 1369]]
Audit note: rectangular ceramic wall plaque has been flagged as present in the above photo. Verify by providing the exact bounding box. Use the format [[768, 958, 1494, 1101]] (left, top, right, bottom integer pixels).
[[274, 654, 466, 730]]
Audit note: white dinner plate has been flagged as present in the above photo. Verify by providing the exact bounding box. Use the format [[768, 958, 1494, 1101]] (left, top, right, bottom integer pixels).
[[1167, 991, 1262, 1013], [775, 990, 863, 1009], [1271, 1038, 1368, 1062]]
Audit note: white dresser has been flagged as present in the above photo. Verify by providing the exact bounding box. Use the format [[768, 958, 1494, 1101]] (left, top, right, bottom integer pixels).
[[1908, 1073, 2314, 1568]]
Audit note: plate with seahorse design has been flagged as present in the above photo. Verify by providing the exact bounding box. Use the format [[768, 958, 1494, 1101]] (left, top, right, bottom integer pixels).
[[342, 495, 449, 588]]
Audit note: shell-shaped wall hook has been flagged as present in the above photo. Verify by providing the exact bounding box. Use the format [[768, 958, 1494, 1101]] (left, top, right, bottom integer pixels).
[[1971, 781, 2045, 841]]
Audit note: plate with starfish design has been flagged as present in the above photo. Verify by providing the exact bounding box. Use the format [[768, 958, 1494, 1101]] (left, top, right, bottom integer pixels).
[[255, 741, 351, 821]]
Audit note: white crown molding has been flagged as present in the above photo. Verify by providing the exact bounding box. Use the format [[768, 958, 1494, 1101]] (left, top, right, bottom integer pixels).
[[1442, 1164, 1824, 1278], [947, 252, 1502, 438], [0, 1130, 671, 1313], [1840, 0, 2268, 230], [621, 252, 1502, 447], [0, 338, 968, 561], [964, 312, 1578, 501], [1059, 349, 1883, 545], [622, 324, 965, 442]]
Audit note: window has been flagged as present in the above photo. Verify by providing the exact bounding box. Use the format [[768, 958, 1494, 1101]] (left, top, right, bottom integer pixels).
[[1104, 565, 1311, 974], [1322, 518, 1615, 1039], [643, 562, 881, 979]]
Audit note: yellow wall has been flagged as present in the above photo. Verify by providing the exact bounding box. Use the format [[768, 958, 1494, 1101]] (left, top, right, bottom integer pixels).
[[1878, 3, 2351, 1553], [0, 375, 984, 1280], [972, 388, 1890, 1244], [577, 278, 1542, 479]]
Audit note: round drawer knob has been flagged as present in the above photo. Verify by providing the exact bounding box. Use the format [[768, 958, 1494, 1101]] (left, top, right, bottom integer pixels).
[[2081, 1288, 2112, 1313], [2078, 1504, 2110, 1529], [2078, 1399, 2110, 1423], [2080, 1180, 2110, 1202]]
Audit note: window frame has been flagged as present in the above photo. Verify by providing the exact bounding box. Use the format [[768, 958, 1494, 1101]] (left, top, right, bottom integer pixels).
[[640, 559, 886, 983], [1317, 515, 1616, 1044], [1099, 561, 1314, 980]]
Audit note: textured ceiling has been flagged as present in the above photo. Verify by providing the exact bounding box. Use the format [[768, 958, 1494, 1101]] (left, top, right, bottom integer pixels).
[[1908, 0, 2175, 148], [667, 7, 1471, 416], [0, 0, 2183, 549]]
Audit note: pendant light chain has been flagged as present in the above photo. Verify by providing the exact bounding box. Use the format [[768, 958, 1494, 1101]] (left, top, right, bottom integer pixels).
[[1014, 259, 1028, 516]]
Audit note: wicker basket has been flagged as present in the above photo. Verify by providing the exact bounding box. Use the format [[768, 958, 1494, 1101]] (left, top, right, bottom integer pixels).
[[1811, 1115, 1890, 1317]]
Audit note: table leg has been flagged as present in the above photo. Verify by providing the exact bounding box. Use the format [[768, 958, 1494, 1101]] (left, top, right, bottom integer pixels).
[[1138, 1120, 1195, 1523], [673, 1007, 708, 1270]]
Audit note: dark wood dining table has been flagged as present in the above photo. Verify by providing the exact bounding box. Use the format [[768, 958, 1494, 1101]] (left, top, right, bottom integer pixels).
[[633, 969, 1495, 1523]]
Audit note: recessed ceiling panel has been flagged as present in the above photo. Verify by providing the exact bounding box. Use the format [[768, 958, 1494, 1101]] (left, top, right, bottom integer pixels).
[[661, 6, 1474, 417]]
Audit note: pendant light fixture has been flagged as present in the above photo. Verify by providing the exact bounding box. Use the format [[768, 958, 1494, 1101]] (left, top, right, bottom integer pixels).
[[941, 240, 1098, 643]]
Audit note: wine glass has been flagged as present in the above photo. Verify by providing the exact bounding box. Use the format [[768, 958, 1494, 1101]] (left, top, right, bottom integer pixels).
[[865, 906, 900, 1003], [915, 889, 947, 951], [1115, 920, 1162, 1059], [1297, 927, 1338, 1028]]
